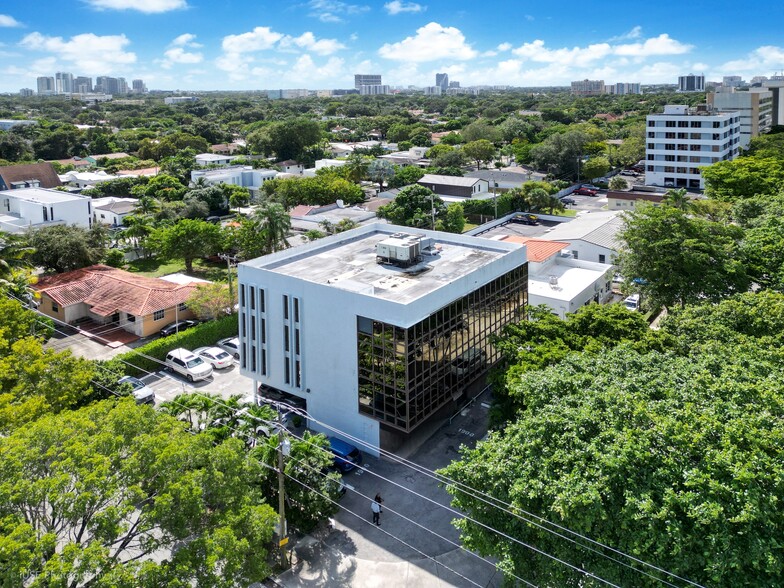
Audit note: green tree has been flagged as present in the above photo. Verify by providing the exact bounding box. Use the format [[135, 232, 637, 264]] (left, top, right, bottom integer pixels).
[[367, 158, 395, 192], [0, 132, 33, 162], [377, 185, 444, 228], [0, 399, 277, 586], [0, 232, 34, 283], [441, 342, 784, 587], [463, 139, 496, 170], [248, 118, 322, 161], [186, 282, 237, 320], [608, 175, 628, 191], [149, 219, 223, 274], [437, 202, 465, 234], [387, 165, 425, 188], [224, 184, 251, 210], [28, 225, 107, 273], [617, 203, 749, 308], [702, 156, 784, 201], [462, 120, 501, 144], [137, 132, 209, 161], [580, 155, 610, 181], [252, 201, 291, 255], [343, 153, 371, 183]]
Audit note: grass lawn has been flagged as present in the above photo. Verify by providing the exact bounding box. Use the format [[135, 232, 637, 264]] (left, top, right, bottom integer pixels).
[[557, 209, 579, 217], [462, 223, 479, 232], [125, 257, 230, 282]]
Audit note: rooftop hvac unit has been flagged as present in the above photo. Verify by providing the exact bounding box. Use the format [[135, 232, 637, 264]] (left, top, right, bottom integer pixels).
[[560, 249, 572, 258], [549, 275, 559, 287], [376, 233, 424, 267]]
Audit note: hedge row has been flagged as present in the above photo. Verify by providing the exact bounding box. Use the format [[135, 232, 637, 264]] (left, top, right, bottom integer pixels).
[[111, 314, 239, 376]]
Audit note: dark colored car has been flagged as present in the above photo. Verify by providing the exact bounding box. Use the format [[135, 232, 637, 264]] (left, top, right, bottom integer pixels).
[[573, 187, 598, 196], [512, 213, 539, 225], [328, 437, 363, 473], [159, 319, 198, 337], [560, 197, 576, 205]]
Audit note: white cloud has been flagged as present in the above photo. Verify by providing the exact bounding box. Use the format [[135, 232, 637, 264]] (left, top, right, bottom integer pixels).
[[717, 45, 784, 76], [524, 14, 534, 21], [384, 1, 424, 15], [171, 33, 201, 48], [20, 32, 136, 73], [161, 47, 203, 68], [308, 0, 369, 23], [496, 42, 512, 52], [512, 39, 613, 66], [0, 14, 22, 27], [614, 34, 691, 57], [84, 0, 187, 13], [289, 54, 345, 82], [608, 25, 642, 42], [379, 22, 477, 62], [222, 27, 284, 54], [279, 32, 345, 56]]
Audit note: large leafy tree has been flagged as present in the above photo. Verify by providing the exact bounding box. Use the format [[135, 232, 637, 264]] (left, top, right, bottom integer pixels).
[[702, 156, 784, 201], [617, 203, 748, 309], [367, 158, 395, 192], [149, 219, 223, 273], [248, 118, 322, 161], [0, 231, 34, 283], [377, 185, 444, 228], [462, 139, 496, 170], [0, 399, 278, 587], [441, 342, 784, 587], [387, 165, 425, 188], [27, 224, 108, 273]]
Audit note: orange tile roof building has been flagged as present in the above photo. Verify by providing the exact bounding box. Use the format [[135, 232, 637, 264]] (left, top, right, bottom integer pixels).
[[34, 265, 198, 338]]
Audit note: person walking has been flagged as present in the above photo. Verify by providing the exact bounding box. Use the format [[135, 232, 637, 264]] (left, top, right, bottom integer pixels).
[[371, 493, 383, 526]]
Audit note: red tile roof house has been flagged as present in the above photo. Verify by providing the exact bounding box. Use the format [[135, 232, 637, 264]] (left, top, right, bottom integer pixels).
[[34, 265, 199, 339]]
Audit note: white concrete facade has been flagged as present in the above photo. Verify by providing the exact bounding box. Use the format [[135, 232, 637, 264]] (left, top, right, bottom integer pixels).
[[190, 166, 277, 200], [707, 90, 773, 148], [0, 187, 92, 233], [645, 105, 741, 190], [237, 224, 527, 455], [528, 255, 614, 318]]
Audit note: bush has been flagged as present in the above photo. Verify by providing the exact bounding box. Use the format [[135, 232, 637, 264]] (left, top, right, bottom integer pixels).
[[110, 314, 239, 376]]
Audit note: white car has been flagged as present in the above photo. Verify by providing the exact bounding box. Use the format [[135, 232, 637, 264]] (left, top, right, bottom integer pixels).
[[217, 337, 240, 360], [165, 348, 214, 382], [193, 346, 234, 369], [118, 375, 155, 405]]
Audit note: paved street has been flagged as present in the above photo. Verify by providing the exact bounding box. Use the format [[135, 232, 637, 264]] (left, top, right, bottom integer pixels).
[[278, 390, 504, 588]]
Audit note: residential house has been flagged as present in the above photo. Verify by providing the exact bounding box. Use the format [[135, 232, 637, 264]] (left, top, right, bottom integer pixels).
[[92, 197, 138, 226], [84, 153, 130, 165], [464, 169, 533, 191], [417, 174, 489, 199], [190, 165, 277, 201], [277, 160, 304, 175], [59, 170, 118, 189], [0, 187, 92, 233], [0, 162, 62, 191], [607, 189, 668, 211], [195, 153, 235, 167], [211, 143, 244, 155], [500, 236, 614, 318], [539, 211, 623, 265], [33, 265, 199, 338]]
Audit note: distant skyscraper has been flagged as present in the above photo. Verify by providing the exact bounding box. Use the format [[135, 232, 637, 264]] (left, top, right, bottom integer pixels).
[[132, 79, 147, 94], [571, 79, 605, 96], [96, 76, 119, 94], [678, 74, 705, 92], [723, 75, 744, 88], [117, 78, 128, 94], [435, 73, 449, 92], [449, 81, 460, 88], [37, 76, 54, 95], [74, 76, 93, 93], [359, 85, 390, 95], [55, 72, 73, 94], [354, 74, 382, 90], [19, 88, 34, 97], [614, 82, 641, 95]]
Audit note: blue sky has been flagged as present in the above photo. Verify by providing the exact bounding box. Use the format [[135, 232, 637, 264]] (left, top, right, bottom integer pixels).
[[1, 0, 783, 92]]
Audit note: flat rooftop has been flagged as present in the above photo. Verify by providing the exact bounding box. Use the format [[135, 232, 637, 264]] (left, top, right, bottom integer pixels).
[[243, 224, 522, 304], [529, 261, 609, 302], [0, 187, 87, 204]]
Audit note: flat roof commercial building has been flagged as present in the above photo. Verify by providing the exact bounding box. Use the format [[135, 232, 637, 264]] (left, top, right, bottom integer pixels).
[[237, 224, 528, 453]]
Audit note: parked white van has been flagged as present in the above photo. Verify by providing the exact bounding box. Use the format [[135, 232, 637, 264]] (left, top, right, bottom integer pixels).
[[165, 348, 214, 382], [624, 294, 641, 311]]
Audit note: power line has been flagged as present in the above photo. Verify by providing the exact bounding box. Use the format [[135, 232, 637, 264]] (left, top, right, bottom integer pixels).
[[3, 294, 701, 587]]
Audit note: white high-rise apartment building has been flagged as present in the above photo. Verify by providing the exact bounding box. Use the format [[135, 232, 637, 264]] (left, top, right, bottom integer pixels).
[[37, 76, 54, 95], [55, 72, 73, 94], [645, 105, 741, 190], [354, 74, 382, 90], [708, 89, 773, 148], [571, 79, 605, 96]]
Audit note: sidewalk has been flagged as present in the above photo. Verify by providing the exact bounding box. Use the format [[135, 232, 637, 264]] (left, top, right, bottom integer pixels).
[[276, 390, 502, 587]]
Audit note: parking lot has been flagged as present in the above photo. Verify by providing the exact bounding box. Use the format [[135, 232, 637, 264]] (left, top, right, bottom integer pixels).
[[136, 359, 256, 405]]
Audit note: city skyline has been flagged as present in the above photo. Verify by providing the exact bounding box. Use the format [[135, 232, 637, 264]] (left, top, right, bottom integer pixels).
[[1, 0, 783, 93]]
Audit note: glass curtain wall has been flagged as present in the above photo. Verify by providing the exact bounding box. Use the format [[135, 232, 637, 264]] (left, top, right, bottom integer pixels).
[[358, 264, 527, 432]]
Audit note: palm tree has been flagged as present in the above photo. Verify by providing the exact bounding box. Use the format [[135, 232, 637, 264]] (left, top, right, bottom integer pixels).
[[0, 232, 34, 283], [343, 153, 370, 184], [253, 202, 291, 255], [121, 215, 153, 257], [663, 188, 691, 210]]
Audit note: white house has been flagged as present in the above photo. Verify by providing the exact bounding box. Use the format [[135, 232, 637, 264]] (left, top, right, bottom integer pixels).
[[92, 197, 138, 226], [500, 236, 614, 318], [277, 160, 304, 175], [190, 165, 277, 201], [540, 211, 623, 265], [194, 153, 235, 167], [59, 170, 118, 189], [237, 224, 528, 455], [0, 187, 92, 233]]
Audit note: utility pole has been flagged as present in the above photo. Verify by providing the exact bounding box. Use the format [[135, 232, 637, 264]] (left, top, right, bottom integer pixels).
[[430, 192, 435, 229], [277, 413, 291, 569]]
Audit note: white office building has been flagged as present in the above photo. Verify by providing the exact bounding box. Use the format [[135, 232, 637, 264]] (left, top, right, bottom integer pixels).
[[707, 89, 773, 148], [237, 224, 528, 454], [645, 105, 741, 189], [678, 74, 705, 92], [0, 188, 92, 234]]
